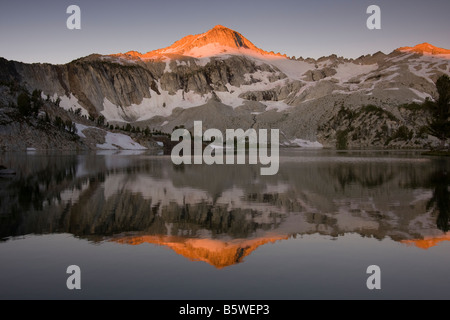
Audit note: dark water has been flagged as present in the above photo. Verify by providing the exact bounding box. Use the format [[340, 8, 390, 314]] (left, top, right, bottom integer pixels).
[[0, 150, 449, 299]]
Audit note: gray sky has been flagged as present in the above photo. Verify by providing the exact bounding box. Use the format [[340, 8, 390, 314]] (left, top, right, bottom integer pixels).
[[1, 0, 449, 64]]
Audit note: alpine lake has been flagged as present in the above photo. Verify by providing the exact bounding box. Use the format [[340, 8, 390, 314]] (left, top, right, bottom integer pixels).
[[0, 149, 449, 299]]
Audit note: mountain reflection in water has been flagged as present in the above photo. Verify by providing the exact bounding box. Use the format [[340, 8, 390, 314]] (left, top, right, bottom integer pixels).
[[0, 150, 449, 268]]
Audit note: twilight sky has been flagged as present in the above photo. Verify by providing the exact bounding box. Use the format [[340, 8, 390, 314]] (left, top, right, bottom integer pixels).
[[1, 0, 449, 64]]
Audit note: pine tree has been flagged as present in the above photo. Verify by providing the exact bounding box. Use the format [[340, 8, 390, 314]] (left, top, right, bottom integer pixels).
[[97, 115, 105, 126], [17, 92, 32, 116], [31, 89, 43, 114]]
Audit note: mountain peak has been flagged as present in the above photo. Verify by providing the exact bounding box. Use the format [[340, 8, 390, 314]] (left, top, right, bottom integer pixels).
[[119, 25, 286, 60], [401, 234, 450, 250], [397, 42, 450, 56], [212, 24, 227, 29], [191, 24, 253, 50], [112, 235, 288, 268]]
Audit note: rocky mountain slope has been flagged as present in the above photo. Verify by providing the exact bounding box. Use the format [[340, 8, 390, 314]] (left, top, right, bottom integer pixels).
[[1, 25, 449, 148], [0, 83, 161, 151]]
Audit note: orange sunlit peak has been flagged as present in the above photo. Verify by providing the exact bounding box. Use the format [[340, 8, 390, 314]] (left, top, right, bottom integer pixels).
[[109, 25, 288, 61], [111, 234, 289, 268], [397, 42, 450, 56], [401, 233, 450, 250]]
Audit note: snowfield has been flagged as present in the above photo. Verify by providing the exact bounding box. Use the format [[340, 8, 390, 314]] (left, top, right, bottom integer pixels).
[[100, 83, 214, 122], [285, 139, 323, 148], [97, 132, 147, 150], [75, 123, 147, 150], [52, 93, 90, 117]]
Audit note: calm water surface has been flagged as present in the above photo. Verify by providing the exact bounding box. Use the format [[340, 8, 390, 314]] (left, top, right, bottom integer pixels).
[[0, 149, 449, 299]]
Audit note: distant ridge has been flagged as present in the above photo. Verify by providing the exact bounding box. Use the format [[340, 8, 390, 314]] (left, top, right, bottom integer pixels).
[[111, 25, 450, 61]]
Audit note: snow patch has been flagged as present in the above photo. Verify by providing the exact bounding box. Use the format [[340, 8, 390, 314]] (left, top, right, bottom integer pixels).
[[97, 132, 147, 150], [164, 60, 172, 73], [179, 44, 286, 62], [216, 77, 290, 109], [286, 139, 323, 148], [195, 57, 211, 67], [266, 59, 314, 80], [334, 63, 378, 83], [75, 122, 147, 150], [74, 123, 89, 138], [387, 53, 415, 63], [54, 93, 90, 117], [408, 55, 450, 83], [215, 88, 245, 108], [263, 101, 292, 112], [244, 70, 278, 84], [409, 88, 432, 100], [101, 82, 213, 122]]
